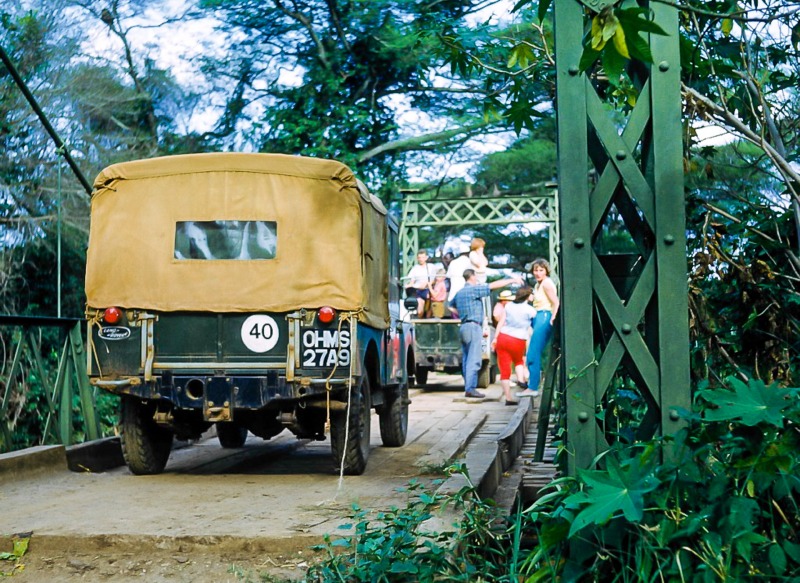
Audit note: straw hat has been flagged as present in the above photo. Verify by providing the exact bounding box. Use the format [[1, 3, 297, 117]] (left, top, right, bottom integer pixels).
[[498, 290, 514, 301]]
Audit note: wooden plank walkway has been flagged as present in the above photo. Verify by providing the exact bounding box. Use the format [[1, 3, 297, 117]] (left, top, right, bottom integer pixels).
[[494, 396, 558, 510]]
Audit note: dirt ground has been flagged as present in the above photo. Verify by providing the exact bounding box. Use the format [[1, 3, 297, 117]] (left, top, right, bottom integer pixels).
[[1, 376, 513, 582]]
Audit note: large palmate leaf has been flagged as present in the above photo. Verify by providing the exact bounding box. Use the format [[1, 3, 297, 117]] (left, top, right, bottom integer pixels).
[[702, 378, 794, 427], [565, 454, 659, 536]]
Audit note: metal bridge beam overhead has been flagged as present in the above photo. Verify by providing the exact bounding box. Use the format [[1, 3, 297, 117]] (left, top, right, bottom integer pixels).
[[399, 193, 560, 274]]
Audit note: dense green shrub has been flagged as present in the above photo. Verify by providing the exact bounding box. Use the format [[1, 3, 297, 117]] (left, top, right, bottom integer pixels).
[[304, 378, 799, 582], [522, 378, 800, 581]]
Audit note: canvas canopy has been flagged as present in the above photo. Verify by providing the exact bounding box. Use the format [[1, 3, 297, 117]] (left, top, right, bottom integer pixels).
[[86, 153, 390, 330]]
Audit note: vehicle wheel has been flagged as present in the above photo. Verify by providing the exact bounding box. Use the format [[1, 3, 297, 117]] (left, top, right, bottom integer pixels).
[[477, 361, 491, 389], [379, 381, 408, 447], [217, 423, 248, 448], [330, 373, 372, 475], [489, 364, 497, 385], [120, 396, 173, 475], [415, 365, 428, 387]]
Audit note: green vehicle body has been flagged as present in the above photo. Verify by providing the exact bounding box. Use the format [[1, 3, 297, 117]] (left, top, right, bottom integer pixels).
[[411, 297, 496, 388]]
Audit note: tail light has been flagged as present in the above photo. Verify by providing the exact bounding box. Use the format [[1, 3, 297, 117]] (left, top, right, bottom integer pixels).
[[103, 307, 123, 324], [317, 306, 336, 324]]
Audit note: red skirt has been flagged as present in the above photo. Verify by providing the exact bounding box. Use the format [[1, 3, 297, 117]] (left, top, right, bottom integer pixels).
[[495, 333, 527, 380]]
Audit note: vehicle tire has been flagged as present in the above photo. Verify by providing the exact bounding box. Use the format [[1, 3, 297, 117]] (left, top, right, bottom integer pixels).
[[217, 423, 248, 448], [120, 396, 173, 475], [330, 373, 372, 475], [379, 381, 408, 447], [489, 364, 497, 385], [477, 361, 491, 389], [415, 365, 428, 387]]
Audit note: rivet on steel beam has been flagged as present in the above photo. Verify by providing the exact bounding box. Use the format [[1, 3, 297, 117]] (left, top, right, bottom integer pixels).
[[578, 411, 590, 422], [658, 61, 670, 72], [568, 65, 580, 76], [615, 150, 627, 160], [621, 324, 632, 334], [574, 238, 585, 248], [669, 409, 680, 421], [664, 234, 675, 245]]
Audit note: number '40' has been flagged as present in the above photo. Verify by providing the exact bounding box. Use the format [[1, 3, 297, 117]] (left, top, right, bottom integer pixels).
[[250, 323, 273, 339]]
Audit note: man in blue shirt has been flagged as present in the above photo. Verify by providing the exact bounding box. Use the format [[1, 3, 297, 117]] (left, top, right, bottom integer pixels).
[[451, 269, 522, 398]]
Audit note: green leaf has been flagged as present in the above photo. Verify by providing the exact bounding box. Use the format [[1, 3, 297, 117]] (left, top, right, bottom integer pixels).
[[566, 456, 658, 536], [783, 540, 800, 563], [11, 537, 27, 558], [721, 18, 733, 36], [389, 560, 419, 573], [612, 26, 630, 60], [769, 544, 788, 575], [508, 43, 535, 70], [537, 0, 552, 23], [601, 44, 627, 86], [793, 23, 800, 50], [733, 530, 768, 564], [702, 378, 793, 426], [512, 0, 532, 13], [591, 15, 607, 51], [621, 22, 653, 63], [578, 47, 602, 72], [616, 8, 668, 36]]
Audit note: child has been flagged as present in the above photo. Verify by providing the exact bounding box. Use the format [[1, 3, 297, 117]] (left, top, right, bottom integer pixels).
[[469, 237, 488, 284], [428, 269, 448, 318]]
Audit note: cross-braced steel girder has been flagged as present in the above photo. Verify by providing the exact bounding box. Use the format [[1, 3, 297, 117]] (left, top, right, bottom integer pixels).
[[555, 0, 691, 474], [399, 194, 559, 272]]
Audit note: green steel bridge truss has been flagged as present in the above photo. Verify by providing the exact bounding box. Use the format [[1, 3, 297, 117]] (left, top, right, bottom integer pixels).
[[555, 0, 690, 474], [399, 193, 560, 273], [0, 316, 99, 452]]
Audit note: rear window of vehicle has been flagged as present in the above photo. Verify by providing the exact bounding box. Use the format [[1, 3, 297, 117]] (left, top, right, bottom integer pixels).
[[174, 221, 277, 260]]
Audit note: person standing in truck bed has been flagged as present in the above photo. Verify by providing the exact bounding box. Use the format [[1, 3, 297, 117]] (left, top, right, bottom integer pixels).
[[406, 249, 437, 317]]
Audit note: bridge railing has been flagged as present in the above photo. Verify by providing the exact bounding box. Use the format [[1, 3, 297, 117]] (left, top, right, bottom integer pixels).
[[0, 315, 101, 453]]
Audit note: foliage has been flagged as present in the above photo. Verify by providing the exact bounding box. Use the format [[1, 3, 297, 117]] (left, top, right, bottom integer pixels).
[[473, 133, 557, 195], [305, 465, 524, 582], [304, 379, 800, 581], [0, 327, 118, 452], [194, 0, 543, 196], [580, 5, 668, 86], [686, 142, 799, 384], [521, 377, 800, 581], [0, 532, 29, 576]]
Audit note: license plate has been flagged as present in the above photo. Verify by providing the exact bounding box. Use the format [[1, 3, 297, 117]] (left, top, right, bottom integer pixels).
[[301, 328, 351, 368]]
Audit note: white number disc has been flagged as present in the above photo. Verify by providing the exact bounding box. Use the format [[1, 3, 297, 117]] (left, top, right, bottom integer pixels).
[[241, 315, 279, 353]]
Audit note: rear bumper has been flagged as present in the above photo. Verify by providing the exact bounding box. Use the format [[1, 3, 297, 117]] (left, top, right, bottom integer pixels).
[[91, 372, 351, 412]]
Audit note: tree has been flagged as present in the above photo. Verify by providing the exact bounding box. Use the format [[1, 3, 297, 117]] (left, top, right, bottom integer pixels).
[[438, 0, 800, 382], [194, 0, 553, 195]]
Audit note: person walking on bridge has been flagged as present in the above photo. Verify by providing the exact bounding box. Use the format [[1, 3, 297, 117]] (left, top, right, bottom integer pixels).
[[451, 269, 522, 399], [493, 286, 536, 405]]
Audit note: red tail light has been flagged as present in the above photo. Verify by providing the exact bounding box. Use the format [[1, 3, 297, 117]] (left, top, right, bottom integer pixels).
[[103, 307, 123, 324], [317, 306, 336, 324]]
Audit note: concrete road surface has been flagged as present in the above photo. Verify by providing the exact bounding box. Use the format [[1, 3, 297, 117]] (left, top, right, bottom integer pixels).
[[0, 373, 524, 582]]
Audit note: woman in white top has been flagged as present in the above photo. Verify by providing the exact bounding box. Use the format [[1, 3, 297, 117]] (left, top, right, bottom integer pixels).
[[518, 258, 560, 398], [492, 286, 537, 404]]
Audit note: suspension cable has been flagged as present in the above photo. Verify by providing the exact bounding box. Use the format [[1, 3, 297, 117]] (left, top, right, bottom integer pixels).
[[0, 43, 93, 196]]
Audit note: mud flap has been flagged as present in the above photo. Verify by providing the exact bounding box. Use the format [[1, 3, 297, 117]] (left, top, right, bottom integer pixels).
[[204, 376, 233, 422]]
